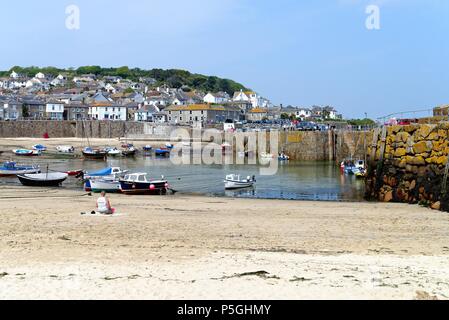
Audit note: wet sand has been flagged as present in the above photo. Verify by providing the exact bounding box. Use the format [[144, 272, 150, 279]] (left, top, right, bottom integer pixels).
[[1, 186, 449, 299]]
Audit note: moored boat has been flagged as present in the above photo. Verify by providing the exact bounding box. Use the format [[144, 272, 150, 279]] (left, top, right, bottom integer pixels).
[[56, 145, 75, 153], [143, 145, 153, 152], [89, 177, 122, 193], [224, 174, 256, 190], [13, 149, 40, 156], [278, 153, 290, 161], [32, 144, 47, 152], [119, 173, 168, 195], [165, 143, 174, 149], [17, 172, 68, 187], [83, 167, 128, 191], [122, 146, 137, 157], [106, 147, 121, 157], [155, 148, 170, 157], [65, 169, 83, 176], [0, 161, 41, 177], [82, 147, 107, 160]]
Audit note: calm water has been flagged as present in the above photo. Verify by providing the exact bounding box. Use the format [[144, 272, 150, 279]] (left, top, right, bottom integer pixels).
[[0, 154, 365, 201]]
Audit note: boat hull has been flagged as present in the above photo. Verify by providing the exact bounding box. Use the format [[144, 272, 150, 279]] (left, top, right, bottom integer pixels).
[[0, 168, 41, 177], [224, 180, 255, 190], [119, 180, 167, 195], [89, 179, 122, 193], [17, 174, 67, 187], [82, 151, 107, 160]]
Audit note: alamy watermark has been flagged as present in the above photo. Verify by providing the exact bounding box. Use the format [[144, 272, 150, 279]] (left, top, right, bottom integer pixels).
[[168, 128, 280, 176], [365, 5, 380, 30], [65, 4, 80, 30]]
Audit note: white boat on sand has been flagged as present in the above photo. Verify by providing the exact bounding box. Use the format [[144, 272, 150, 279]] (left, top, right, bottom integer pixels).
[[224, 174, 256, 190]]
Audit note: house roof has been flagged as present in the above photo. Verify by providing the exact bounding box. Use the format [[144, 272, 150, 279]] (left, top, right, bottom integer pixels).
[[166, 104, 240, 112], [248, 107, 268, 113]]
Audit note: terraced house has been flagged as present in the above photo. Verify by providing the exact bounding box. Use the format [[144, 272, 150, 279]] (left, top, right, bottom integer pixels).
[[165, 104, 242, 125]]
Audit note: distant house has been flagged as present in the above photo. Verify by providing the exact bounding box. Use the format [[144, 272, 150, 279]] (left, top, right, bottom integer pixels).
[[233, 90, 266, 109], [65, 104, 89, 120], [134, 105, 160, 122], [46, 101, 65, 120], [1, 99, 22, 120], [246, 108, 269, 122], [22, 98, 46, 119], [203, 92, 230, 104], [433, 105, 449, 117], [35, 72, 46, 79], [165, 104, 241, 125]]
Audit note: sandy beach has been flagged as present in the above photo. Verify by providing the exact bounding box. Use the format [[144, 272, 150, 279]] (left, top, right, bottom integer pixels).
[[1, 186, 449, 300]]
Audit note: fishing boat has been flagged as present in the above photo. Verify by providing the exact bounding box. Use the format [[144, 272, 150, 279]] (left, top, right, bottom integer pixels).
[[119, 173, 169, 195], [32, 144, 47, 152], [165, 143, 174, 149], [224, 174, 256, 190], [17, 172, 68, 187], [89, 177, 122, 193], [143, 145, 153, 152], [56, 145, 75, 153], [13, 149, 39, 156], [155, 148, 170, 157], [0, 161, 41, 177], [122, 146, 137, 157], [82, 147, 107, 160]]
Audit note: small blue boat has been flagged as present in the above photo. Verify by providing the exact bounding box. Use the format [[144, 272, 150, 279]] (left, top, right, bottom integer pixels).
[[155, 149, 170, 157], [0, 161, 41, 176], [32, 144, 47, 152], [143, 145, 153, 152]]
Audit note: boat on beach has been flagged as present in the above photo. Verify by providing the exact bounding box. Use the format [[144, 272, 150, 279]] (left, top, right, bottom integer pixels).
[[119, 173, 169, 195], [32, 144, 47, 152], [65, 169, 83, 177], [13, 149, 41, 156], [89, 177, 122, 193], [56, 145, 75, 153], [84, 167, 128, 191], [224, 174, 256, 190], [17, 172, 68, 187], [0, 161, 41, 177]]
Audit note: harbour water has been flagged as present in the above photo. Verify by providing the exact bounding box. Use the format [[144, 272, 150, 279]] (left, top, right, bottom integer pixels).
[[0, 155, 365, 201]]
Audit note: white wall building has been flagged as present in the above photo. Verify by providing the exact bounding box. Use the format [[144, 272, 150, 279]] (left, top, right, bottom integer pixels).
[[46, 102, 65, 120], [89, 103, 127, 121]]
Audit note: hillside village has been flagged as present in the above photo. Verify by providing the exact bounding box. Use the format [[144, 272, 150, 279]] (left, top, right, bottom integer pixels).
[[0, 70, 342, 125]]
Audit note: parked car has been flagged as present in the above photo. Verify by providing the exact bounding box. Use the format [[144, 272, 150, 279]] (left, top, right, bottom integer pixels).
[[297, 121, 318, 131]]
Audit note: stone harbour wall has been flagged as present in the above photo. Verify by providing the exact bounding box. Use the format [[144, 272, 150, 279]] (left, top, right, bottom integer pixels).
[[365, 123, 449, 211]]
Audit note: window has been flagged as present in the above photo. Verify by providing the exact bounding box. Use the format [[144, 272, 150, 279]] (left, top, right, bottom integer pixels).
[[190, 111, 192, 114], [105, 107, 108, 112]]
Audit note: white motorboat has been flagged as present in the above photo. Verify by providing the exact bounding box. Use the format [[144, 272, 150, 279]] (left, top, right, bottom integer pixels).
[[107, 147, 121, 156], [56, 145, 75, 153], [89, 177, 122, 193], [224, 174, 256, 190]]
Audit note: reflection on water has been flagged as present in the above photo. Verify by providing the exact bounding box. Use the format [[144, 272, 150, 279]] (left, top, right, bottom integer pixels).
[[0, 155, 365, 201]]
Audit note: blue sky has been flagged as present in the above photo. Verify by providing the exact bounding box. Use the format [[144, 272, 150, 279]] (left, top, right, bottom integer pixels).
[[0, 0, 448, 118]]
